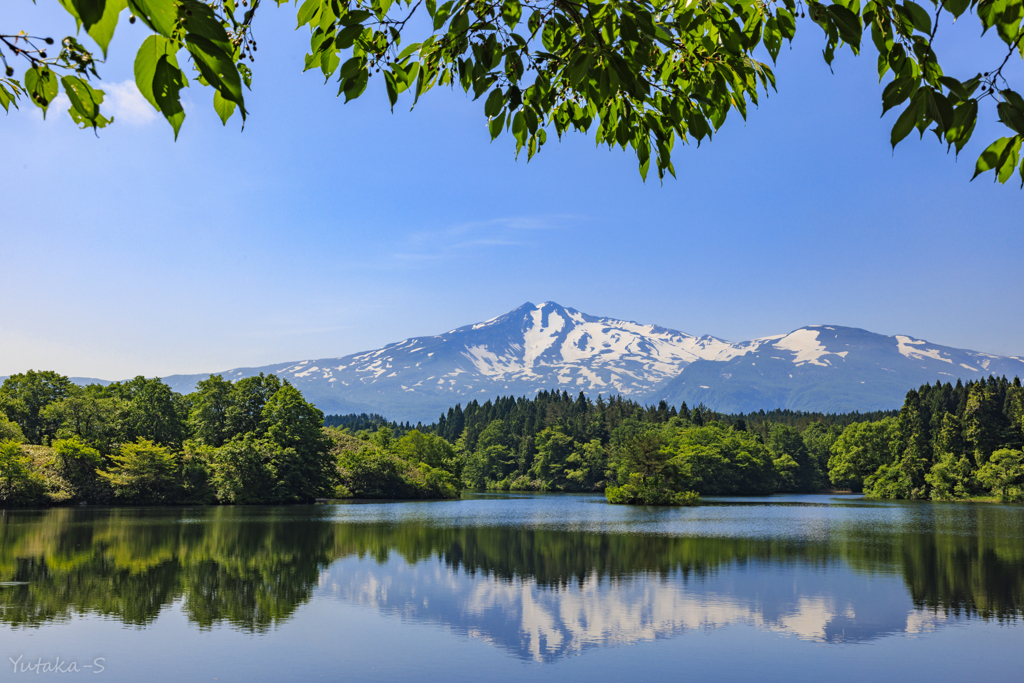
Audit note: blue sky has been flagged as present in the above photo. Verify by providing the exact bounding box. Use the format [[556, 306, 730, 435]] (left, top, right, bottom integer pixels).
[[2, 1, 1022, 380]]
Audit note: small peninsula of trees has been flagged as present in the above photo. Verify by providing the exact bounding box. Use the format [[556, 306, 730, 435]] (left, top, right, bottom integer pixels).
[[2, 369, 1022, 507]]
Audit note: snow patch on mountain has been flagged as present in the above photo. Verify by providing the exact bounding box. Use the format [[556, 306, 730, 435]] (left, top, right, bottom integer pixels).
[[774, 329, 831, 366], [896, 335, 953, 364], [523, 305, 564, 371]]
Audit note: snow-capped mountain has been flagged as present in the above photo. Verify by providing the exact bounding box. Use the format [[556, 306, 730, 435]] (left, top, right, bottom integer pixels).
[[651, 325, 1024, 414], [152, 302, 1023, 421]]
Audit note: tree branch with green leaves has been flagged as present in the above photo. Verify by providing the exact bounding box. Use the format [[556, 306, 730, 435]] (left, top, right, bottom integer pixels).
[[2, 0, 1023, 183]]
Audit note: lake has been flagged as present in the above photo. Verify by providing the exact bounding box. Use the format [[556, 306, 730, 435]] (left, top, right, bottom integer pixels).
[[1, 493, 1022, 682]]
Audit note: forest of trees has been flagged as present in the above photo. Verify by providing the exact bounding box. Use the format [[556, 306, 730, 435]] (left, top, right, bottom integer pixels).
[[0, 370, 456, 507], [2, 370, 1022, 507], [329, 377, 1024, 504]]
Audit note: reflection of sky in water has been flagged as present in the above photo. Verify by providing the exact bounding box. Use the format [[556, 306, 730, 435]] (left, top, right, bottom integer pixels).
[[318, 554, 948, 661], [313, 492, 1021, 664], [3, 494, 1022, 683]]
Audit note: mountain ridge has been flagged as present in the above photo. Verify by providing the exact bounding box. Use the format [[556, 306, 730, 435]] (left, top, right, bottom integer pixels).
[[8, 303, 1022, 422]]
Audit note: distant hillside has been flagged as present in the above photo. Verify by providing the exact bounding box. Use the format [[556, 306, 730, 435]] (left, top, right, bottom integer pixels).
[[16, 303, 1022, 422]]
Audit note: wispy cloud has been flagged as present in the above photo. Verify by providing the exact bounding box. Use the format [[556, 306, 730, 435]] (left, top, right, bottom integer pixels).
[[103, 80, 157, 126], [392, 214, 581, 263], [28, 92, 70, 122], [27, 80, 156, 126]]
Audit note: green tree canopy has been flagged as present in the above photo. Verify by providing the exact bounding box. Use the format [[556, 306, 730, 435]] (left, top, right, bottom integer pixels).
[[976, 447, 1024, 501], [98, 437, 180, 503], [261, 382, 334, 501], [225, 373, 283, 439], [2, 0, 1023, 183], [188, 374, 234, 447], [0, 370, 75, 444], [41, 387, 122, 454], [827, 417, 896, 491], [0, 440, 47, 506], [106, 376, 188, 449]]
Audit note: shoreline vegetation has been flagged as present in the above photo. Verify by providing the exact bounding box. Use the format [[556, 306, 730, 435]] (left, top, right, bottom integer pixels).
[[1, 371, 1022, 508]]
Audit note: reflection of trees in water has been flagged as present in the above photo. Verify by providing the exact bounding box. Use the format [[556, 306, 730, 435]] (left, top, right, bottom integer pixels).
[[0, 507, 338, 632], [898, 534, 1024, 620], [0, 504, 1022, 631], [834, 505, 1024, 622]]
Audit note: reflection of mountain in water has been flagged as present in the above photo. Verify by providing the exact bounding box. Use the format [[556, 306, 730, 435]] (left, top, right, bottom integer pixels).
[[0, 500, 1021, 661], [320, 557, 944, 661]]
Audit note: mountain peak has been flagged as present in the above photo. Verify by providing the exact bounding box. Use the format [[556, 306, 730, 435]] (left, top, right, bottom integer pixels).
[[151, 304, 1024, 421]]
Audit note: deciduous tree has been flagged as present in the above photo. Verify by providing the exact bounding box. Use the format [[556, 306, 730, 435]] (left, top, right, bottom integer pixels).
[[3, 0, 1024, 183]]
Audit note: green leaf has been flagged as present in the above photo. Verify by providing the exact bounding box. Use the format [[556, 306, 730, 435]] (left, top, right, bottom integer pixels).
[[68, 106, 111, 130], [972, 136, 1021, 182], [89, 0, 127, 58], [938, 76, 972, 102], [373, 0, 394, 20], [891, 90, 926, 147], [24, 66, 59, 117], [871, 17, 894, 55], [213, 89, 236, 125], [877, 52, 890, 81], [321, 50, 341, 79], [889, 44, 908, 76], [304, 51, 323, 72], [153, 55, 187, 137], [828, 4, 863, 48], [1004, 89, 1024, 112], [341, 70, 368, 101], [186, 34, 246, 115], [997, 101, 1024, 134], [763, 17, 782, 62], [126, 0, 178, 37], [882, 77, 917, 114], [69, 0, 107, 29], [569, 54, 593, 88], [502, 0, 522, 29], [925, 88, 954, 132], [340, 9, 372, 25], [978, 0, 1024, 43], [432, 1, 453, 29], [135, 35, 178, 109], [808, 2, 829, 26], [903, 1, 933, 33], [507, 84, 522, 110], [484, 87, 504, 117], [297, 0, 321, 27], [942, 0, 971, 16], [489, 109, 505, 140], [397, 42, 421, 61], [512, 110, 527, 153], [64, 0, 128, 58], [776, 8, 797, 39], [180, 0, 234, 55], [338, 57, 363, 81], [61, 75, 109, 130], [384, 71, 399, 109], [0, 83, 14, 113], [946, 100, 977, 154]]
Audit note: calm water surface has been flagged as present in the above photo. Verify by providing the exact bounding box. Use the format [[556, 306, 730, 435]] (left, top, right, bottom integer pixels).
[[1, 493, 1022, 682]]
